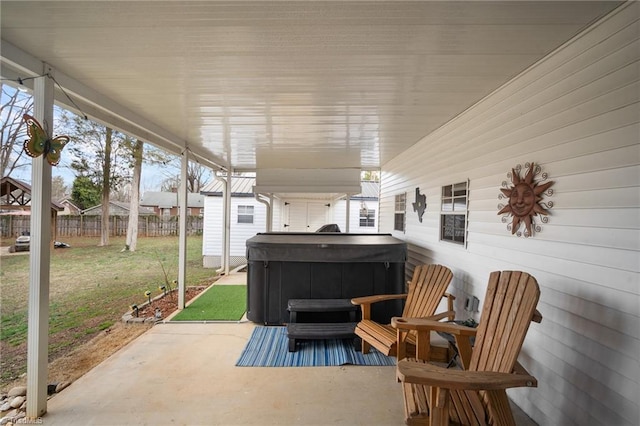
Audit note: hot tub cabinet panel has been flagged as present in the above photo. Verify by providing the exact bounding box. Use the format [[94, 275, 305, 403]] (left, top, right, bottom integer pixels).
[[246, 233, 407, 325]]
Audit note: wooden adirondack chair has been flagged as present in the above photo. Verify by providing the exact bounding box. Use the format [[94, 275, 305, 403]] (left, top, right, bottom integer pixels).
[[351, 264, 455, 360], [393, 270, 542, 426]]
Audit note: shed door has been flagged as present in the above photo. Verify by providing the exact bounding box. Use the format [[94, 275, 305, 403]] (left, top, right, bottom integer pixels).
[[306, 203, 328, 232], [286, 203, 308, 232], [284, 202, 329, 232]]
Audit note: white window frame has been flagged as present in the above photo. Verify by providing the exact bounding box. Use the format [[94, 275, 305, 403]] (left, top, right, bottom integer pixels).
[[237, 205, 254, 224], [394, 193, 406, 232], [440, 181, 468, 246], [359, 207, 376, 228]]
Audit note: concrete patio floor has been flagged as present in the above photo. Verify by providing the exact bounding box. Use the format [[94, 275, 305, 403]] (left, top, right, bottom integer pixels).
[[43, 321, 404, 425], [41, 272, 537, 425]]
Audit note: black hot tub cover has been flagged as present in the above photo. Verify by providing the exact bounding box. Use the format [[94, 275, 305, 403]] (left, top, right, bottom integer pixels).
[[246, 233, 407, 263]]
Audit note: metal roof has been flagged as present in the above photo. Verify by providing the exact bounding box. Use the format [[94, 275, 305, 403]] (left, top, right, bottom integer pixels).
[[201, 176, 257, 196], [139, 191, 205, 208], [81, 200, 156, 216]]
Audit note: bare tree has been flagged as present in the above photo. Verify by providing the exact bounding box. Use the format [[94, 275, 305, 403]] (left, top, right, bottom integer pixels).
[[160, 174, 180, 193], [124, 140, 143, 252], [99, 128, 113, 246], [51, 175, 68, 200], [62, 112, 132, 246], [160, 161, 211, 193], [186, 162, 210, 193], [0, 84, 33, 178]]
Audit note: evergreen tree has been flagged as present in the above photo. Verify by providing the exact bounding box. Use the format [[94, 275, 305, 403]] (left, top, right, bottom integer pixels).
[[71, 175, 101, 210]]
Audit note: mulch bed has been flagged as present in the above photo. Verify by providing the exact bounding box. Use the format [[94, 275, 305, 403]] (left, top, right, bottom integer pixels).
[[135, 286, 209, 320]]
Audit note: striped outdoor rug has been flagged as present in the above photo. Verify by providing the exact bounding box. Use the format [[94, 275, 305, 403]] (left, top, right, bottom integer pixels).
[[236, 326, 396, 367]]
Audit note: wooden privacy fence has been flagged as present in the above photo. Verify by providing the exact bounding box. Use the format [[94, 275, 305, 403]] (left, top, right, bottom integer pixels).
[[0, 215, 203, 238]]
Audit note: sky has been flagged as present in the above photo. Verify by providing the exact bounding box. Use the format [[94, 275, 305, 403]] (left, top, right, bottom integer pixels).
[[3, 82, 203, 196], [11, 157, 184, 195]]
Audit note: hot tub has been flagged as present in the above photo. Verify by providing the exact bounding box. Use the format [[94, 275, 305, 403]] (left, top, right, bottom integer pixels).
[[246, 233, 407, 325]]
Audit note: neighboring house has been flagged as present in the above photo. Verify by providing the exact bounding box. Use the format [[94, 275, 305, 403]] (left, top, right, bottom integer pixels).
[[56, 198, 82, 216], [201, 177, 379, 268], [81, 201, 155, 216], [139, 191, 204, 217]]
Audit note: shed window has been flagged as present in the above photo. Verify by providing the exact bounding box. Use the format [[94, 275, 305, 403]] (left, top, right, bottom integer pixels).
[[359, 208, 376, 227], [238, 205, 254, 224]]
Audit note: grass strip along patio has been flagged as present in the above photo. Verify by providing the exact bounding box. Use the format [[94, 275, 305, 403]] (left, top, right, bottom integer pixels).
[[171, 285, 247, 321]]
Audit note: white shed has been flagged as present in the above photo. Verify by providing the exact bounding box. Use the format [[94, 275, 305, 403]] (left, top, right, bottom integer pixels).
[[201, 176, 266, 268], [201, 177, 379, 268]]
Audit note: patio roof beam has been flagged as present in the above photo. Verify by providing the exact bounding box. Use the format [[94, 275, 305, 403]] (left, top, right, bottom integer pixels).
[[1, 40, 228, 173]]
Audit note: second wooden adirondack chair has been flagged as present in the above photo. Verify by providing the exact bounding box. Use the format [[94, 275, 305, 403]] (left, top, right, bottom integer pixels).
[[394, 270, 542, 426], [351, 264, 455, 359]]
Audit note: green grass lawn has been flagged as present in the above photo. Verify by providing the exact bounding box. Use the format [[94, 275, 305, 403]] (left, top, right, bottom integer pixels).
[[0, 236, 217, 386], [171, 285, 246, 321]]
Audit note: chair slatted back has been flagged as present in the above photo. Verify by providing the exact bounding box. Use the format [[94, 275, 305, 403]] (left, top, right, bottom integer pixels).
[[403, 264, 453, 318], [469, 271, 540, 373], [448, 271, 540, 425]]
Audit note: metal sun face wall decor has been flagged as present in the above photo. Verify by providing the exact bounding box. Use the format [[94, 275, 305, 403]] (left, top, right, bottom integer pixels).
[[497, 162, 554, 237]]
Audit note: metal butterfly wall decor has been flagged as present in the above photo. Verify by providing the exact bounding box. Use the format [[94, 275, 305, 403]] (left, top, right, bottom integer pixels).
[[22, 114, 70, 166]]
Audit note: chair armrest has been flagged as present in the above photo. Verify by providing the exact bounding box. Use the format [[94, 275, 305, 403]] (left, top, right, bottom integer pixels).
[[426, 310, 456, 322], [352, 294, 407, 321], [392, 316, 475, 364], [391, 317, 477, 337], [397, 359, 538, 391], [351, 293, 408, 306]]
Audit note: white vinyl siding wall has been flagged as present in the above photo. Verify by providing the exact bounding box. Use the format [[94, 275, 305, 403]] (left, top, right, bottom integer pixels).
[[271, 197, 281, 232], [202, 195, 222, 258], [202, 196, 266, 267], [379, 5, 639, 426], [332, 199, 380, 233]]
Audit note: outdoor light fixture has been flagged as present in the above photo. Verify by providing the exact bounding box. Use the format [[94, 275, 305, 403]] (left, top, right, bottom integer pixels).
[[159, 285, 167, 296], [145, 290, 152, 304], [130, 304, 139, 317]]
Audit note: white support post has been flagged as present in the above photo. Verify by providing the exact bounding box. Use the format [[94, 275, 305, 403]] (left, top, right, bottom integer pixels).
[[345, 194, 351, 233], [26, 65, 54, 419], [214, 173, 227, 273], [268, 194, 273, 232], [177, 150, 189, 309], [223, 171, 232, 275]]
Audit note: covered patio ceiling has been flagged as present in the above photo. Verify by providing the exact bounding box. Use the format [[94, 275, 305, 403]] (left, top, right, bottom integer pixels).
[[1, 1, 622, 175]]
